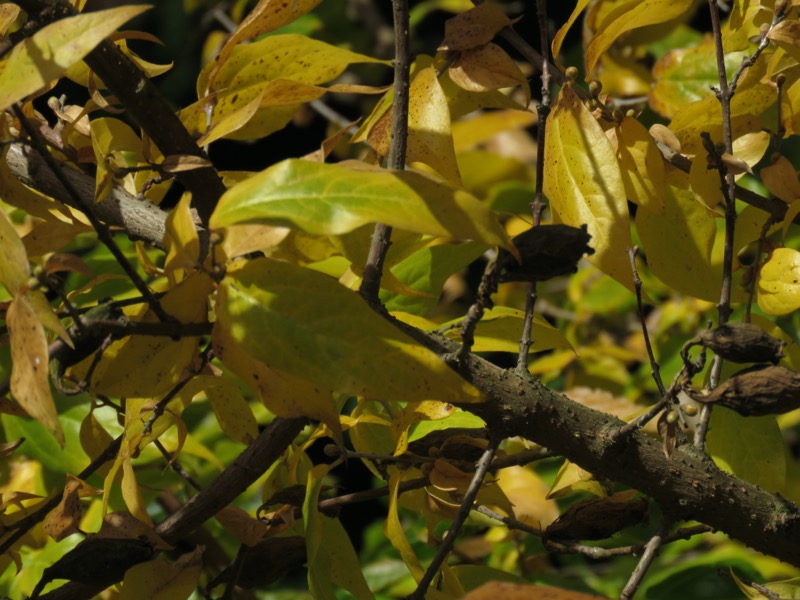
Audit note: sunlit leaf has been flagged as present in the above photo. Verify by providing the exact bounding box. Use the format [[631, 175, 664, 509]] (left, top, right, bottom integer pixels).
[[202, 376, 258, 445], [757, 248, 800, 316], [8, 293, 63, 447], [610, 116, 665, 213], [585, 0, 693, 78], [544, 84, 632, 290], [0, 6, 150, 111], [551, 0, 591, 64], [204, 0, 324, 94], [497, 466, 559, 527], [217, 258, 484, 404], [211, 159, 513, 252], [163, 193, 200, 283]]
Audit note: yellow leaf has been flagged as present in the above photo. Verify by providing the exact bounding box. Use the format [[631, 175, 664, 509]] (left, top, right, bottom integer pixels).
[[215, 505, 269, 546], [449, 43, 529, 99], [78, 274, 211, 397], [203, 376, 258, 445], [164, 193, 200, 283], [0, 208, 29, 296], [8, 293, 64, 446], [497, 466, 559, 527], [387, 470, 425, 582], [438, 3, 516, 51], [119, 547, 203, 600], [584, 0, 694, 78], [547, 459, 607, 499], [544, 85, 632, 290], [79, 409, 115, 477], [0, 6, 150, 111], [204, 0, 323, 94], [551, 0, 591, 64], [121, 447, 151, 526], [392, 400, 455, 455], [761, 155, 800, 203], [212, 319, 342, 432], [452, 109, 536, 152], [757, 248, 800, 316], [689, 151, 725, 210], [217, 258, 484, 405], [371, 67, 462, 184], [611, 116, 665, 213]]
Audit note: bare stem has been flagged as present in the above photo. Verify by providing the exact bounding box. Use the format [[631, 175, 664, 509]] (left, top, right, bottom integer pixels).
[[360, 0, 410, 306], [620, 519, 672, 599]]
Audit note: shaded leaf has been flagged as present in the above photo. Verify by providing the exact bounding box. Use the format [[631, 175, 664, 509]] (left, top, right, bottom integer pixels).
[[449, 43, 529, 98], [611, 116, 665, 213], [0, 208, 29, 296], [119, 546, 203, 600], [217, 258, 483, 404], [585, 0, 694, 78], [438, 3, 516, 51]]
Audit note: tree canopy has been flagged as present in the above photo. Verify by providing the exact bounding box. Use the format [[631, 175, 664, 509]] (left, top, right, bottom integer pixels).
[[2, 0, 800, 599]]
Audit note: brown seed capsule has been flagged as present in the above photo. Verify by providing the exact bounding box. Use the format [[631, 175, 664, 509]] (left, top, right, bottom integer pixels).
[[694, 322, 785, 364], [690, 364, 800, 417], [498, 224, 595, 283], [544, 493, 648, 541]]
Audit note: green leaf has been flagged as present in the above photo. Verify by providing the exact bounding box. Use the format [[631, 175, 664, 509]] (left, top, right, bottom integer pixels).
[[440, 307, 573, 354], [305, 463, 376, 600], [544, 84, 632, 290], [211, 159, 514, 253], [0, 6, 150, 111], [217, 258, 484, 404], [707, 407, 786, 492], [381, 242, 486, 315]]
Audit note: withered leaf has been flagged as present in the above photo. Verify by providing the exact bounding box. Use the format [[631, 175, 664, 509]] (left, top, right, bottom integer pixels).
[[498, 224, 595, 283], [544, 493, 648, 541], [690, 364, 800, 417], [686, 323, 785, 365]]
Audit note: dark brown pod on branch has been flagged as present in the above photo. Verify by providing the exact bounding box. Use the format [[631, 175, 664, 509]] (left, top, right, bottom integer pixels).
[[686, 323, 785, 365], [544, 493, 648, 541], [498, 224, 595, 283], [689, 364, 800, 417]]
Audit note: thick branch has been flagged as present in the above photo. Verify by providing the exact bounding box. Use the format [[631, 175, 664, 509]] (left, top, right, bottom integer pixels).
[[13, 0, 225, 227], [37, 417, 308, 600], [7, 143, 168, 249], [397, 325, 800, 567]]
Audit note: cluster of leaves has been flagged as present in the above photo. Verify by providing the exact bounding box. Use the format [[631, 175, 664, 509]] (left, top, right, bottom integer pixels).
[[2, 0, 800, 599]]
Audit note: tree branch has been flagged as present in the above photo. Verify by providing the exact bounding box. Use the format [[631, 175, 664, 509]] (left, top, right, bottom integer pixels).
[[12, 0, 226, 228]]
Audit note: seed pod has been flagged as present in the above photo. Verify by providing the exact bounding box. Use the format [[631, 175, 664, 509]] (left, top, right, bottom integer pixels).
[[498, 224, 595, 283], [544, 493, 648, 541], [690, 364, 800, 417]]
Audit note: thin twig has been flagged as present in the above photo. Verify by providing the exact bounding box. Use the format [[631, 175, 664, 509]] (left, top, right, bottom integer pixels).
[[11, 105, 171, 323], [628, 247, 666, 397], [154, 439, 203, 491], [451, 256, 501, 363], [548, 524, 711, 560], [696, 0, 738, 449], [408, 437, 500, 600], [359, 0, 410, 306], [475, 505, 542, 537], [620, 519, 672, 599]]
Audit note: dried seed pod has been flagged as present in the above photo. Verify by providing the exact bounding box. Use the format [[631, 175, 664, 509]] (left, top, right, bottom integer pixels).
[[498, 224, 595, 283], [690, 364, 800, 417], [544, 493, 648, 541], [694, 322, 785, 364]]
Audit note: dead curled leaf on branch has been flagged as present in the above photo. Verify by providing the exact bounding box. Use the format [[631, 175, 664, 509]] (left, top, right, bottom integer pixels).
[[681, 322, 785, 370], [686, 364, 800, 417]]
